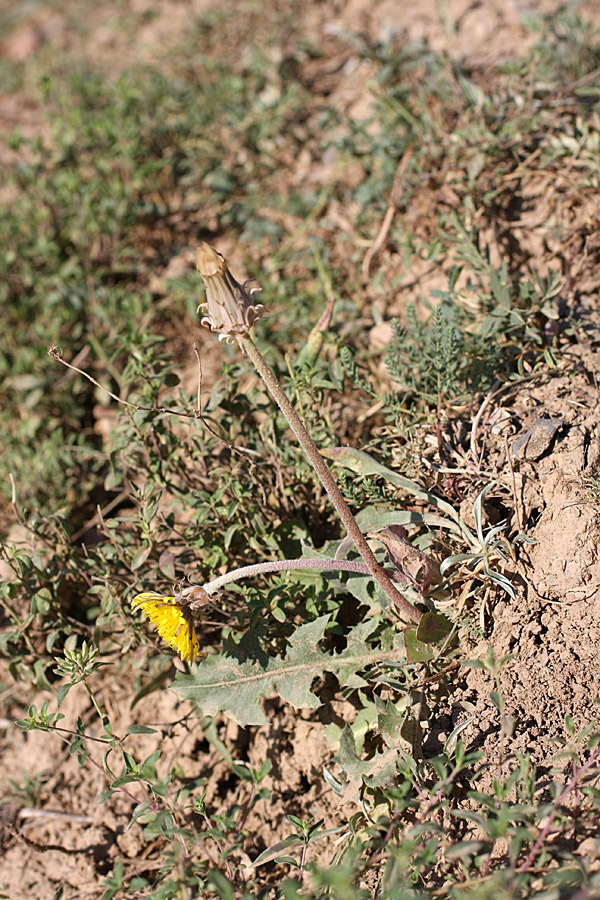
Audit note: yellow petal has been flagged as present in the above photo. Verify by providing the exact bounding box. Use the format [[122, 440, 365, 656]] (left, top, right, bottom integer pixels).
[[131, 593, 200, 663]]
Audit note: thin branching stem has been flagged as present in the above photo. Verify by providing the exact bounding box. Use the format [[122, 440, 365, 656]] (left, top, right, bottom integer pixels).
[[237, 333, 423, 624], [517, 742, 600, 873]]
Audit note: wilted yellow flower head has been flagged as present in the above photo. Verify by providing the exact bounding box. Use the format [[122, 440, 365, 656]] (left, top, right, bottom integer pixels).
[[195, 242, 264, 340], [131, 586, 211, 663]]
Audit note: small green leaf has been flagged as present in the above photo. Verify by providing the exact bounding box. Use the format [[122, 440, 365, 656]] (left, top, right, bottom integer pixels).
[[224, 523, 239, 550], [158, 551, 175, 580], [490, 690, 502, 712], [404, 628, 434, 663], [130, 545, 152, 572], [323, 766, 344, 795], [247, 835, 303, 869], [444, 840, 486, 860], [126, 725, 157, 735], [57, 684, 72, 707], [416, 612, 453, 645], [271, 606, 286, 623]]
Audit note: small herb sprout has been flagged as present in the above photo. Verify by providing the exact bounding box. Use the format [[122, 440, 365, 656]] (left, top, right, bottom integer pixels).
[[248, 815, 342, 881], [439, 485, 532, 608], [53, 641, 108, 718], [53, 641, 102, 683]]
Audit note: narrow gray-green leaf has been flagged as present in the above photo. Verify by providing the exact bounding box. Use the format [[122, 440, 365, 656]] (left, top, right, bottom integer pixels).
[[247, 835, 304, 869], [355, 506, 464, 538], [322, 447, 476, 545]]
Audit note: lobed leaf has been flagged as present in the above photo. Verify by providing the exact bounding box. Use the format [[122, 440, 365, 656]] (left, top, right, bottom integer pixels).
[[172, 615, 405, 727]]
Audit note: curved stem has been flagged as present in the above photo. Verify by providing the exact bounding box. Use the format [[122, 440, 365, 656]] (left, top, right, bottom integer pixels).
[[237, 333, 422, 624], [202, 557, 408, 595]]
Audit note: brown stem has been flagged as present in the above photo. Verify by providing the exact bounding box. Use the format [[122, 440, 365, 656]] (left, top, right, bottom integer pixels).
[[237, 333, 422, 624]]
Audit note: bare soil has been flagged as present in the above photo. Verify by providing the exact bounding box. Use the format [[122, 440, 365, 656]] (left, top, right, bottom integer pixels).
[[2, 0, 600, 896]]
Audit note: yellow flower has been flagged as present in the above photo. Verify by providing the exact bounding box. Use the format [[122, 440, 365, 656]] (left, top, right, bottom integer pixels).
[[131, 587, 210, 663]]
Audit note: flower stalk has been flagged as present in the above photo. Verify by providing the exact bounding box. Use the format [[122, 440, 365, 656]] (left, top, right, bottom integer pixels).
[[132, 558, 416, 663], [195, 243, 423, 624], [200, 557, 408, 595], [236, 333, 422, 623]]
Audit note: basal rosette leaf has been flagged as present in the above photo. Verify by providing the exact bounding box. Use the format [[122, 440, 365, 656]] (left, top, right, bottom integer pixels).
[[172, 615, 404, 727]]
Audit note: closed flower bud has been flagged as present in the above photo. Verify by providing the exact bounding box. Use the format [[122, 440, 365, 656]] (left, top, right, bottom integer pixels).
[[195, 243, 264, 340]]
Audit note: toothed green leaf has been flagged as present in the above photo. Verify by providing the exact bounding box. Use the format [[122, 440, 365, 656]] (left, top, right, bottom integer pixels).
[[172, 615, 405, 727]]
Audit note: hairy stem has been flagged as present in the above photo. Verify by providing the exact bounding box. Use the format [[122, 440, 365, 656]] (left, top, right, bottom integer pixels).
[[237, 333, 422, 624], [202, 557, 407, 595]]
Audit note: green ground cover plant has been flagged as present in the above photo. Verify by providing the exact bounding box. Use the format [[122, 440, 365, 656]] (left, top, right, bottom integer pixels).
[[2, 3, 600, 898]]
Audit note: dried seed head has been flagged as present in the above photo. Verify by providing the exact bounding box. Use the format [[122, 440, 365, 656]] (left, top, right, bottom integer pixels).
[[195, 243, 264, 340]]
